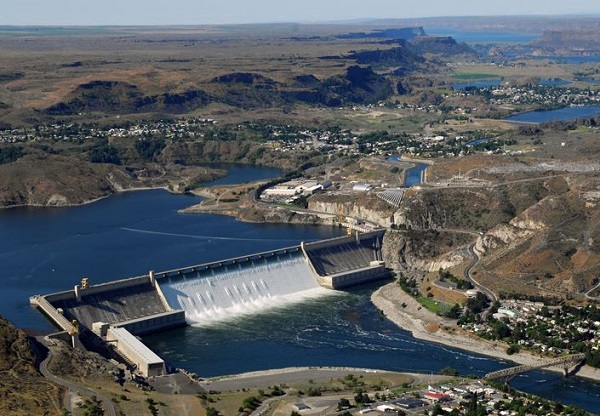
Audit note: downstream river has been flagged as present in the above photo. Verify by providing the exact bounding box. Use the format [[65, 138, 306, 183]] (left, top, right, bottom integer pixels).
[[0, 165, 599, 412]]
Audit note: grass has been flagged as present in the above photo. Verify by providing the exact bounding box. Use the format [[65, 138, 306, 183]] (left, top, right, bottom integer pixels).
[[451, 73, 501, 80], [416, 295, 453, 315], [204, 373, 415, 415]]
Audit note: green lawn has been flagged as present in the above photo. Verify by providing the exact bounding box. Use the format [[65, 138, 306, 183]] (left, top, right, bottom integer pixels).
[[416, 296, 453, 314], [451, 73, 501, 80]]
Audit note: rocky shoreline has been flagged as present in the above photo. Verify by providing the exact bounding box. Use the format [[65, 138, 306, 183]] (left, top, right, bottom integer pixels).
[[371, 282, 600, 382]]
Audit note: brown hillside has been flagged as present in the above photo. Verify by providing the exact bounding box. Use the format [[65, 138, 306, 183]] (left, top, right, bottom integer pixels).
[[0, 316, 62, 416]]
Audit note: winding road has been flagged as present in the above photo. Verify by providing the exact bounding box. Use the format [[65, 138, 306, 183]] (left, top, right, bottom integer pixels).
[[464, 243, 497, 319], [38, 339, 116, 416]]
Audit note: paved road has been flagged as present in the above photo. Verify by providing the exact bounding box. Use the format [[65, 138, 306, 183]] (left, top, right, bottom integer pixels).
[[585, 281, 600, 299], [464, 243, 497, 319], [38, 340, 116, 416]]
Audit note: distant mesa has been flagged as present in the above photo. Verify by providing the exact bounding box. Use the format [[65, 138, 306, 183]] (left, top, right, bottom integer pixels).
[[293, 74, 321, 88], [46, 80, 211, 115], [212, 72, 277, 86], [62, 61, 84, 68], [336, 26, 426, 40], [408, 36, 476, 56], [0, 72, 24, 83], [348, 44, 425, 69], [533, 30, 600, 50]]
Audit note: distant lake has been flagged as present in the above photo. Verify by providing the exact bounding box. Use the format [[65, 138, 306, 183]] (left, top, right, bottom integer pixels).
[[453, 78, 569, 90], [453, 80, 502, 90], [505, 105, 600, 124], [426, 28, 539, 44], [200, 164, 282, 186]]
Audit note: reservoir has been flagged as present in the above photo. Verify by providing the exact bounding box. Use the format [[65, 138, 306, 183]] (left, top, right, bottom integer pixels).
[[1, 168, 599, 412], [505, 105, 600, 123]]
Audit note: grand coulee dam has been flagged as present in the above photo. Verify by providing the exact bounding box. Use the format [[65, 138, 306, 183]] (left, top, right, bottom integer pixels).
[[30, 230, 388, 377]]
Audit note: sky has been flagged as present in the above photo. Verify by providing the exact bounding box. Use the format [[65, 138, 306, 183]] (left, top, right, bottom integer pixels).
[[1, 0, 599, 26]]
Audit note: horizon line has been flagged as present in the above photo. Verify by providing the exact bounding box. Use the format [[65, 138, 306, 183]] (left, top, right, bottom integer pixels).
[[0, 13, 599, 28]]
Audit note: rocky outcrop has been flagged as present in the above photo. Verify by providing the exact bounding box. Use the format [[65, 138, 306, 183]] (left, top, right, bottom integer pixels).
[[382, 230, 472, 275], [308, 194, 396, 227]]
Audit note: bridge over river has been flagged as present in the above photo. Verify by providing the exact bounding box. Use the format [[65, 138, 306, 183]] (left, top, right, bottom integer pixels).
[[483, 353, 586, 381]]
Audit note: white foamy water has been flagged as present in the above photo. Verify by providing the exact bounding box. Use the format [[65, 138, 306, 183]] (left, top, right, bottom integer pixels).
[[159, 254, 333, 324]]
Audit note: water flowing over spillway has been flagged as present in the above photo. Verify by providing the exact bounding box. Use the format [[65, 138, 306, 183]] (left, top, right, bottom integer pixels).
[[159, 252, 331, 324]]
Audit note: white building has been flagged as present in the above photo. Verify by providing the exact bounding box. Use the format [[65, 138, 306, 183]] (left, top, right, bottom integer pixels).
[[353, 183, 373, 192], [262, 179, 323, 198], [106, 327, 165, 377]]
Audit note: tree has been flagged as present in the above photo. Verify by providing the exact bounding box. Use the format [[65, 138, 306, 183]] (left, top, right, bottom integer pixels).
[[337, 398, 351, 411], [446, 303, 462, 319], [491, 320, 512, 339], [440, 366, 459, 376], [354, 389, 370, 405], [206, 407, 221, 416]]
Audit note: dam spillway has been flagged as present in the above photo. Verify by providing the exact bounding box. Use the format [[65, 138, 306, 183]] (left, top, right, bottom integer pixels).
[[160, 250, 327, 324]]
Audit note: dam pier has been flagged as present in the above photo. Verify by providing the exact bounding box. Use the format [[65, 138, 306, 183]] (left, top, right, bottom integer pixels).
[[31, 230, 389, 378]]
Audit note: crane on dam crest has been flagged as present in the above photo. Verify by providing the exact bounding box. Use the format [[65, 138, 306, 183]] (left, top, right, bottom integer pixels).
[[483, 353, 586, 381]]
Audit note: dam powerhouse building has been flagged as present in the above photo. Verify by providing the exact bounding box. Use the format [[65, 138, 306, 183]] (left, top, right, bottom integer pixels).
[[31, 230, 388, 377]]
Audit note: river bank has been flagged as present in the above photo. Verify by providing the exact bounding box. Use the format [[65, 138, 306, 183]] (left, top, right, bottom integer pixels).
[[371, 282, 600, 382], [201, 366, 451, 392]]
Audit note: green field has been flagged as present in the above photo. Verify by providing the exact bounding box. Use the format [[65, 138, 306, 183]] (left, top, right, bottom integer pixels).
[[451, 73, 501, 80], [416, 296, 453, 314]]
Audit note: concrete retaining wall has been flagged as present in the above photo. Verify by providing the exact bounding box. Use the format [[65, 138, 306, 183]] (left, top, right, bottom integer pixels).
[[303, 229, 385, 251], [30, 295, 74, 332], [317, 264, 390, 289], [114, 310, 186, 335], [78, 275, 150, 297]]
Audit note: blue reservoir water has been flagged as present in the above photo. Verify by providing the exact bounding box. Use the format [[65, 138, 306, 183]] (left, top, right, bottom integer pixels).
[[0, 188, 342, 330], [453, 78, 569, 90], [200, 164, 282, 186], [452, 80, 502, 90], [425, 29, 539, 44], [0, 168, 599, 412], [505, 105, 600, 123], [405, 163, 427, 187], [386, 156, 427, 187]]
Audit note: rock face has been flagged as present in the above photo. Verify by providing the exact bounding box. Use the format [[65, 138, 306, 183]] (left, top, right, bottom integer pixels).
[[308, 194, 397, 227], [382, 230, 472, 275]]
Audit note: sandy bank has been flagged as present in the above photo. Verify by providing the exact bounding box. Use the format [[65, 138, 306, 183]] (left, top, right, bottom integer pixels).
[[204, 366, 451, 392], [371, 282, 600, 382]]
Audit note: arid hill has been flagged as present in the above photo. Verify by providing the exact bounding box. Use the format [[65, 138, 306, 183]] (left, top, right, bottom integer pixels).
[[0, 316, 62, 416]]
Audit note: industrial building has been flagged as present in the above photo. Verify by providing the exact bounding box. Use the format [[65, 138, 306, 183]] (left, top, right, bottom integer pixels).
[[260, 179, 324, 198]]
